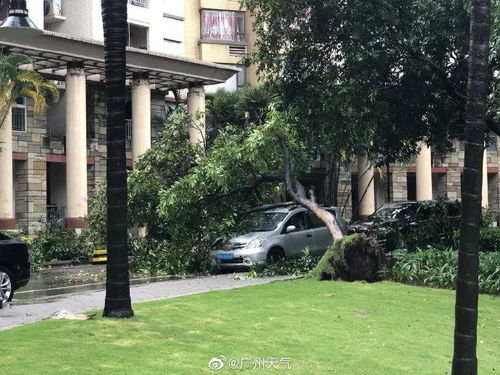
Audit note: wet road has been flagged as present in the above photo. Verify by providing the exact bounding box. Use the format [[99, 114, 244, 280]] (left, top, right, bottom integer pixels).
[[13, 264, 182, 305]]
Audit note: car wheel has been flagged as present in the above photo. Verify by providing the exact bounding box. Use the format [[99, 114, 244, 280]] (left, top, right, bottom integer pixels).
[[267, 247, 286, 263], [0, 266, 14, 303]]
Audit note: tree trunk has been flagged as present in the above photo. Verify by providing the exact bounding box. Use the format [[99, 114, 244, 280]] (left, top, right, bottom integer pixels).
[[102, 0, 134, 318], [281, 138, 344, 240], [452, 0, 490, 373]]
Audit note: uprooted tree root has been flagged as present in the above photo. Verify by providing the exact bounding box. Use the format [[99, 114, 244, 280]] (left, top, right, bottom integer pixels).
[[309, 234, 389, 282]]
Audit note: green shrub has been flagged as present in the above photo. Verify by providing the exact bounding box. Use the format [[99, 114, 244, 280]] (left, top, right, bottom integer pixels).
[[479, 227, 500, 252], [29, 221, 92, 268], [452, 227, 500, 252], [244, 250, 319, 278], [389, 248, 500, 295], [400, 200, 461, 251], [129, 237, 210, 276], [86, 181, 107, 249], [308, 234, 387, 282], [482, 207, 495, 228]]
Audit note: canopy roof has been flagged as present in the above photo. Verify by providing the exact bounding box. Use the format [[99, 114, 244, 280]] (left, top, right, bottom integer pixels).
[[0, 28, 238, 91]]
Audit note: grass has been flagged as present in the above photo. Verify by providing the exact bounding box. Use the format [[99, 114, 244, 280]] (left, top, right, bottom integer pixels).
[[2, 280, 499, 374]]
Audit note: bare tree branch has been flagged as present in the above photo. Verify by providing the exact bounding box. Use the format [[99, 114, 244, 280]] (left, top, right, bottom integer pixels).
[[280, 137, 344, 240]]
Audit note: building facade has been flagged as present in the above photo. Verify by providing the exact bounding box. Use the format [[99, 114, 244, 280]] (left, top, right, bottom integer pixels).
[[0, 1, 238, 232], [1, 1, 499, 233], [348, 140, 497, 221]]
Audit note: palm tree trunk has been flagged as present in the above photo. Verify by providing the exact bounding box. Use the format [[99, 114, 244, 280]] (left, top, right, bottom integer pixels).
[[102, 0, 133, 318], [452, 0, 490, 373]]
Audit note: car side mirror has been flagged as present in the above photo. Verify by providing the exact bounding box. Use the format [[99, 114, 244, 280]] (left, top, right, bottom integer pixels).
[[286, 225, 297, 233]]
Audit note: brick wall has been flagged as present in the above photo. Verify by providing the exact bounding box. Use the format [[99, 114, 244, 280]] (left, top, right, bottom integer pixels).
[[11, 84, 168, 233]]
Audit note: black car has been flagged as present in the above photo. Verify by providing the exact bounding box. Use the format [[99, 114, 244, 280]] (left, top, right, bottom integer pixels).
[[0, 233, 30, 303], [349, 200, 462, 251]]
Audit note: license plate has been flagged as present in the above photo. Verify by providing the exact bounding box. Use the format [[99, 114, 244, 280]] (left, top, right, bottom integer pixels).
[[218, 253, 234, 260]]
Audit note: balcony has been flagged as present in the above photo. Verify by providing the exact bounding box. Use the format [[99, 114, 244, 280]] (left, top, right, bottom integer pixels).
[[128, 0, 149, 8]]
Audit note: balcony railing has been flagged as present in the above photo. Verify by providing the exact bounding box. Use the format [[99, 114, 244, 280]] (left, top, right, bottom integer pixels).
[[128, 0, 149, 8], [125, 119, 132, 141], [47, 205, 66, 222], [125, 119, 132, 150]]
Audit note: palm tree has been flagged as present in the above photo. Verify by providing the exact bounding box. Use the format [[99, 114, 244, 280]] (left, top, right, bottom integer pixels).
[[0, 53, 59, 130], [101, 0, 133, 318], [452, 0, 491, 374]]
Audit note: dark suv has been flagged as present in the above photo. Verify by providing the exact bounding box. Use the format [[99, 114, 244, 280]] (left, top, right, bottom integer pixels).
[[0, 233, 30, 303], [349, 200, 462, 252]]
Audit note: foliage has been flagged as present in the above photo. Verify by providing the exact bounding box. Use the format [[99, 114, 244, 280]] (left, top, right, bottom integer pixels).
[[388, 248, 500, 295], [481, 207, 495, 228], [128, 237, 208, 276], [478, 227, 500, 253], [242, 0, 500, 165], [86, 181, 107, 249], [398, 200, 462, 251], [0, 53, 59, 130], [29, 221, 92, 268], [206, 85, 277, 141], [126, 98, 306, 275], [4, 280, 500, 374], [243, 250, 319, 278], [308, 234, 387, 282]]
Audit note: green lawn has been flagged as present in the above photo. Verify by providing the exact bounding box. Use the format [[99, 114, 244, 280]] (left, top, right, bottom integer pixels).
[[2, 280, 499, 374]]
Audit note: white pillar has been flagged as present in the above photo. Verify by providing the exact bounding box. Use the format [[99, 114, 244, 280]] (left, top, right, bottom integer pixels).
[[416, 142, 433, 201], [187, 86, 206, 146], [358, 153, 375, 219], [0, 111, 15, 229], [65, 62, 88, 228], [482, 148, 489, 208], [132, 73, 151, 166]]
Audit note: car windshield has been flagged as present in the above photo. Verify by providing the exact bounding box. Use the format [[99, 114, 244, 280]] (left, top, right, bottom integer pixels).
[[371, 204, 413, 220], [239, 212, 288, 232]]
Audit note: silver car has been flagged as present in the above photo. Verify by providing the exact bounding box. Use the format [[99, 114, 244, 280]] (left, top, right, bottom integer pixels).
[[210, 206, 348, 269]]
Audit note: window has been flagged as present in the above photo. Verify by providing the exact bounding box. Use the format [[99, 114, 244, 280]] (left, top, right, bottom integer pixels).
[[284, 212, 308, 232], [308, 212, 325, 228], [12, 97, 27, 132], [201, 10, 245, 43], [127, 23, 148, 50]]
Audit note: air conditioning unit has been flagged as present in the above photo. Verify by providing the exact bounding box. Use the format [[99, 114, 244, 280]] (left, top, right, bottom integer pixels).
[[44, 0, 65, 23]]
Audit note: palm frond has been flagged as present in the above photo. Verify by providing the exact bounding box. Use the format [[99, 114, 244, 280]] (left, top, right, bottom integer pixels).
[[0, 52, 58, 127]]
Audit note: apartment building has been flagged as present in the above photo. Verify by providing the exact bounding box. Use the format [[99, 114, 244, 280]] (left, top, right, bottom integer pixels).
[[0, 0, 238, 232], [38, 0, 257, 89], [184, 0, 258, 91]]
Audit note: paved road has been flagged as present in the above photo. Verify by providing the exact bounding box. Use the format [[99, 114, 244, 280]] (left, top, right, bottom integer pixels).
[[0, 274, 293, 331]]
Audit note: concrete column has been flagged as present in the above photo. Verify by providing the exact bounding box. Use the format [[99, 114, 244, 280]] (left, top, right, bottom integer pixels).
[[65, 62, 88, 228], [358, 153, 375, 220], [187, 86, 206, 146], [482, 148, 489, 208], [131, 73, 151, 166], [0, 111, 15, 229], [416, 142, 433, 201]]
